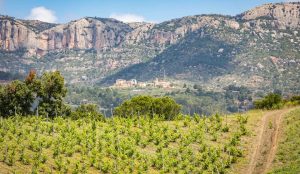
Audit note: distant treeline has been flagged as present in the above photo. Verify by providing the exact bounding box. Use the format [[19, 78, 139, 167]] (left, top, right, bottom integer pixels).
[[0, 71, 182, 120], [1, 71, 299, 119]]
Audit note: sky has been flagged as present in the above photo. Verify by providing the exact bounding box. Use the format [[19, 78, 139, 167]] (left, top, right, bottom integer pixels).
[[0, 0, 297, 23]]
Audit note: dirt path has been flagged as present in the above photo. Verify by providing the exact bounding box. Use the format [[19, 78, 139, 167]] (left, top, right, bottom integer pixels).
[[246, 108, 294, 174]]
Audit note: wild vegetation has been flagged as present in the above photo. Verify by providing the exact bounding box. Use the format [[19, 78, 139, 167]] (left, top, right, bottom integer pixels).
[[269, 108, 300, 173], [254, 93, 300, 110], [254, 93, 283, 110]]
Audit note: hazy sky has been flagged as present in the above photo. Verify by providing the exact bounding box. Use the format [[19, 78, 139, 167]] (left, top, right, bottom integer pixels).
[[0, 0, 296, 23]]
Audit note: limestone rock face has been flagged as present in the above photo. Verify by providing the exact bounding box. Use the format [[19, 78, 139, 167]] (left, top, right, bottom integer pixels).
[[129, 16, 227, 47], [125, 22, 155, 44], [0, 2, 300, 55], [0, 17, 37, 51], [0, 16, 133, 55], [36, 18, 132, 54], [38, 18, 132, 50], [240, 2, 300, 29]]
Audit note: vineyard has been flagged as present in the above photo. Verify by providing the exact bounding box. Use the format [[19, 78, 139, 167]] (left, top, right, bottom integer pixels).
[[0, 113, 249, 174]]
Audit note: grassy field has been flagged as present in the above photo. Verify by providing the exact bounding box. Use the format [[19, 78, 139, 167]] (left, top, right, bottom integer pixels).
[[268, 108, 300, 174]]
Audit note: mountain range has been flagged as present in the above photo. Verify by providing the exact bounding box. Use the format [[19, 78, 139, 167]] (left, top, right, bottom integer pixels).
[[0, 2, 300, 94]]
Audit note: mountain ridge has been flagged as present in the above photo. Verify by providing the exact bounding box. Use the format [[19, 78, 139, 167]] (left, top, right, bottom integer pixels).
[[1, 2, 300, 54], [0, 2, 300, 94]]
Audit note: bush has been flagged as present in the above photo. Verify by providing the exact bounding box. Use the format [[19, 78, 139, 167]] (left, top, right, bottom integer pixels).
[[290, 96, 300, 104], [254, 93, 283, 110], [70, 104, 104, 120], [114, 95, 181, 120]]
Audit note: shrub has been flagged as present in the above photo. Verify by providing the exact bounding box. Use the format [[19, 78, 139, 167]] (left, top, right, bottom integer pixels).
[[289, 95, 300, 105], [254, 93, 283, 110]]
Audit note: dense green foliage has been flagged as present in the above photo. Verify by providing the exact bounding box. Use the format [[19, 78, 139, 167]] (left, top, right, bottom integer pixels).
[[114, 96, 181, 120], [0, 113, 249, 173], [254, 93, 283, 110], [0, 80, 34, 116], [70, 104, 104, 121], [38, 71, 69, 117], [270, 109, 300, 174], [0, 71, 69, 117]]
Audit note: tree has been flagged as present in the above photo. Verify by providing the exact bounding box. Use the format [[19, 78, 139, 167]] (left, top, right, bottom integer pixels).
[[38, 71, 68, 117], [0, 80, 34, 116], [0, 70, 70, 117], [114, 95, 181, 120], [153, 97, 182, 120], [71, 104, 103, 120], [114, 96, 153, 118]]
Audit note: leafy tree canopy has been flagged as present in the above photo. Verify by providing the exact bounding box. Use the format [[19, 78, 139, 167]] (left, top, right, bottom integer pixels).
[[114, 95, 181, 120], [71, 104, 104, 120], [0, 70, 69, 117]]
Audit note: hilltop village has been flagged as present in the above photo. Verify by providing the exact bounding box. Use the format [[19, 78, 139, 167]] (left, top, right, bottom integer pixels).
[[112, 78, 172, 89]]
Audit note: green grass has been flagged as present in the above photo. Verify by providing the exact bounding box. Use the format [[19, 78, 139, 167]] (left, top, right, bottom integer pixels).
[[269, 108, 300, 174]]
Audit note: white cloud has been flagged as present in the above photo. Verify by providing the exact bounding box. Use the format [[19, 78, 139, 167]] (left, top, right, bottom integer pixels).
[[109, 13, 147, 23], [27, 6, 57, 23]]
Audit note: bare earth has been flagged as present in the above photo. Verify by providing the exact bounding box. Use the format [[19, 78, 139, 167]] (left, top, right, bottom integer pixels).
[[246, 108, 296, 174]]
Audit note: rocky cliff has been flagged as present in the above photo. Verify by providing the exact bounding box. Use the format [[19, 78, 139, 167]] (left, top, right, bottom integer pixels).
[[1, 3, 299, 55], [0, 14, 241, 56], [0, 16, 133, 55], [0, 16, 36, 51], [240, 2, 300, 29]]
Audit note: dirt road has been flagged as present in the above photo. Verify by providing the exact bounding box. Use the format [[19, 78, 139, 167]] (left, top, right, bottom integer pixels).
[[246, 108, 295, 174]]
